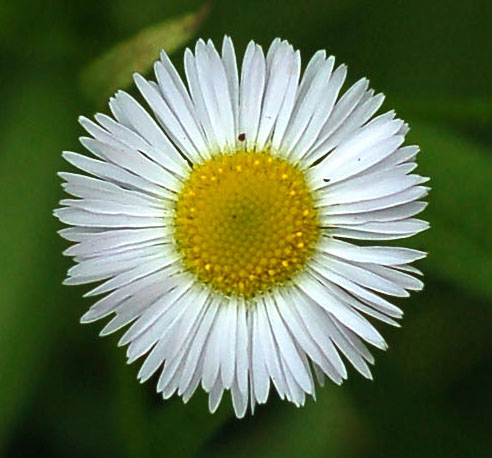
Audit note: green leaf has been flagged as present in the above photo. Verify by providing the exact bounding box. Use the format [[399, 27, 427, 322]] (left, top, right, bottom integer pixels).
[[80, 2, 210, 104], [0, 76, 77, 451], [407, 122, 492, 299]]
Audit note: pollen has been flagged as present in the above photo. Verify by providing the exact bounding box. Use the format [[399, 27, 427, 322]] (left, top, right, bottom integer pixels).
[[173, 151, 320, 298]]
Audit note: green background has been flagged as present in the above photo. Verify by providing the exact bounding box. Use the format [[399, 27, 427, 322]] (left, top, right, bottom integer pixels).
[[1, 0, 491, 456]]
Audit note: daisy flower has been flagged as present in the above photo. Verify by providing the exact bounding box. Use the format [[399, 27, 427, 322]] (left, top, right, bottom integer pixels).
[[55, 37, 429, 418]]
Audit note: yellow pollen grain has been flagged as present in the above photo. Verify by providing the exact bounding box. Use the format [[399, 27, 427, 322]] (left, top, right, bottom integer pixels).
[[173, 150, 320, 299]]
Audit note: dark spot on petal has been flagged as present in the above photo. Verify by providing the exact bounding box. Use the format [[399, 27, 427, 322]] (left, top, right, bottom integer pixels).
[[238, 133, 246, 141]]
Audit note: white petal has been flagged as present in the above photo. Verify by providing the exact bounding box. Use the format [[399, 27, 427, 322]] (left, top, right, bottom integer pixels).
[[281, 56, 335, 157], [221, 36, 239, 134], [251, 304, 270, 403], [276, 289, 346, 381], [270, 51, 301, 152], [256, 41, 297, 150], [62, 151, 172, 199], [315, 169, 428, 205], [317, 130, 405, 184], [308, 263, 402, 318], [321, 201, 427, 225], [231, 376, 248, 418], [263, 295, 314, 394], [59, 172, 164, 207], [293, 64, 347, 161], [255, 299, 287, 398], [239, 42, 266, 150], [296, 273, 387, 349], [178, 300, 219, 393], [201, 299, 228, 391], [194, 40, 235, 150], [316, 238, 426, 266], [326, 185, 429, 215], [308, 78, 369, 161], [184, 48, 218, 154], [133, 73, 204, 163], [219, 298, 238, 389], [83, 113, 188, 177]]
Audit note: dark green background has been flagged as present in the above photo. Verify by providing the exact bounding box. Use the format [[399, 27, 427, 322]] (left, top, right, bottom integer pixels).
[[1, 0, 491, 456]]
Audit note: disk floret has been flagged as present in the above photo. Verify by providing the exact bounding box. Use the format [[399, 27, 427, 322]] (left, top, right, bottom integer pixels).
[[174, 151, 320, 298]]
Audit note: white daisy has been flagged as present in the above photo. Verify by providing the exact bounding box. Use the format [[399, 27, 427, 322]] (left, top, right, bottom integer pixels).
[[55, 37, 429, 418]]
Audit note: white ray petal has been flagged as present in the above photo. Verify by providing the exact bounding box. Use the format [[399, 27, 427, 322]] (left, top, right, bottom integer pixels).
[[55, 206, 166, 229], [133, 73, 203, 163], [306, 90, 386, 165], [59, 172, 164, 207], [256, 299, 287, 398], [152, 289, 210, 389], [221, 36, 239, 135], [79, 267, 178, 323], [316, 173, 428, 207], [333, 219, 429, 238], [325, 185, 430, 215], [251, 304, 271, 403], [316, 255, 410, 297], [82, 114, 188, 177], [62, 151, 171, 199], [276, 289, 346, 381], [309, 78, 369, 157], [86, 254, 178, 297], [308, 263, 403, 318], [239, 42, 266, 150], [65, 227, 170, 258], [110, 90, 184, 162], [264, 295, 314, 394], [297, 273, 387, 349], [270, 51, 301, 152], [256, 41, 296, 150], [201, 299, 228, 391], [326, 315, 373, 378], [316, 238, 426, 266], [119, 275, 195, 347], [281, 56, 335, 156], [357, 263, 424, 291], [178, 300, 219, 393], [321, 201, 427, 225], [194, 40, 235, 150], [316, 131, 405, 184], [220, 298, 238, 389], [184, 48, 218, 154], [79, 137, 183, 193], [231, 376, 248, 418], [208, 376, 225, 413], [293, 63, 347, 161], [235, 299, 249, 396]]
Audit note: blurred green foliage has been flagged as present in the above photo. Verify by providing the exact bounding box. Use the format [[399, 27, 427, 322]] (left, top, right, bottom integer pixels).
[[0, 0, 490, 457], [80, 2, 210, 104]]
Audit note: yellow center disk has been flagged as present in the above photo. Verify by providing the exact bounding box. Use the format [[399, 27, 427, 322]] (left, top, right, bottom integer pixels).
[[173, 151, 320, 298]]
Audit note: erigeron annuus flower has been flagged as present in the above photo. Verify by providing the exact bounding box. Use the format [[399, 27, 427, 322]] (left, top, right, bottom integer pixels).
[[55, 36, 429, 418]]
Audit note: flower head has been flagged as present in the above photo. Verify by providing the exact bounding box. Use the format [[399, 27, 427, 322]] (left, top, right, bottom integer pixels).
[[55, 37, 429, 418]]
